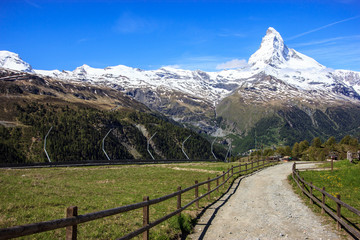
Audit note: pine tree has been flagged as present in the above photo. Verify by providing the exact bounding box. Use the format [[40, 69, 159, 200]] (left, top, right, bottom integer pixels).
[[292, 142, 300, 159], [299, 140, 309, 153], [340, 135, 351, 145], [311, 137, 322, 148]]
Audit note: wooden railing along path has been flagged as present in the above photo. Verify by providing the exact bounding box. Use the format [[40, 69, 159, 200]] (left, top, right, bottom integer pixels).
[[292, 162, 360, 239], [0, 159, 276, 240]]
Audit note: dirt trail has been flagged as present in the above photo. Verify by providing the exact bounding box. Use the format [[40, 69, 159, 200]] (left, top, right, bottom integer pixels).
[[188, 162, 343, 240]]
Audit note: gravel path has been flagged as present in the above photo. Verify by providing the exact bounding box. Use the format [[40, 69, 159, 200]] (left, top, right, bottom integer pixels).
[[188, 162, 342, 240]]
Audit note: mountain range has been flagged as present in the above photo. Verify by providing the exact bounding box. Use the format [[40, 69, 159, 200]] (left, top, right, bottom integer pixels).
[[1, 27, 360, 154]]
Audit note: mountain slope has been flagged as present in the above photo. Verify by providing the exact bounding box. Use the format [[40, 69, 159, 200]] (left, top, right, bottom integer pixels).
[[216, 28, 360, 151], [1, 27, 360, 154], [0, 51, 34, 73], [0, 68, 224, 163]]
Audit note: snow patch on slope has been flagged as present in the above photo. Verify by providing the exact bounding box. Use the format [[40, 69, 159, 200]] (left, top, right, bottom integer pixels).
[[0, 51, 34, 73], [2, 27, 360, 104]]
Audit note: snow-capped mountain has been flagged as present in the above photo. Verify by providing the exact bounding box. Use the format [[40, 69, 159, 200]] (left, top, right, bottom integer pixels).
[[246, 27, 360, 100], [35, 64, 241, 104], [0, 51, 34, 73], [2, 27, 359, 106], [2, 27, 360, 151], [249, 27, 325, 70]]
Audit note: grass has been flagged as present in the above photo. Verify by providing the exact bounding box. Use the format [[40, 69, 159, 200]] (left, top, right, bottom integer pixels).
[[0, 161, 273, 239], [169, 162, 240, 172], [289, 160, 360, 237]]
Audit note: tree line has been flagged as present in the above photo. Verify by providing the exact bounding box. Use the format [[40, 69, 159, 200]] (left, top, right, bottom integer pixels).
[[0, 102, 225, 164], [245, 135, 359, 162]]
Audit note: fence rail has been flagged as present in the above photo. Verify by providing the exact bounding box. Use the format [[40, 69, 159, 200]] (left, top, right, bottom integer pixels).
[[0, 159, 277, 240], [292, 162, 360, 239]]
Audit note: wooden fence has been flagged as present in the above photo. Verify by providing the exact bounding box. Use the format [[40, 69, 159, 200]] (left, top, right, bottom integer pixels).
[[0, 159, 276, 240], [292, 162, 360, 239]]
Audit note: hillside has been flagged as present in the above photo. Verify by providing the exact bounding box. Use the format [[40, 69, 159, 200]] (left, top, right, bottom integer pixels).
[[0, 68, 225, 163], [216, 73, 360, 153], [1, 27, 360, 155]]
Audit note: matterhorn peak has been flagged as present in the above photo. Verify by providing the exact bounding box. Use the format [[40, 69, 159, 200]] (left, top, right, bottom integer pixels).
[[263, 27, 286, 53], [248, 27, 290, 68], [265, 27, 280, 37]]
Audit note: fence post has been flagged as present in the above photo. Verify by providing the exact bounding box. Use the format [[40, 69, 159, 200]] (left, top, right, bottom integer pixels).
[[143, 196, 149, 240], [222, 171, 225, 187], [251, 161, 253, 171], [177, 186, 181, 216], [337, 194, 341, 230], [310, 182, 313, 204], [195, 181, 199, 208], [245, 163, 248, 174], [66, 206, 78, 240], [231, 165, 233, 176], [239, 164, 241, 175], [302, 179, 305, 196], [207, 177, 211, 200], [321, 187, 326, 214], [227, 168, 229, 179], [331, 159, 333, 172], [216, 176, 219, 192]]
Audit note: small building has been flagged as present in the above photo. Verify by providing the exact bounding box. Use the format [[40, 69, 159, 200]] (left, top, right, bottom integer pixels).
[[347, 151, 353, 162]]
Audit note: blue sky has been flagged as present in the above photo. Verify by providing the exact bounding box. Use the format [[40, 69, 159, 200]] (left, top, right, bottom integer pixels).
[[1, 0, 360, 72]]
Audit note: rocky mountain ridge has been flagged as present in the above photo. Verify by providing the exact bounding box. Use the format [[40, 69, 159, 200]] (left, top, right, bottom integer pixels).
[[2, 27, 360, 152], [1, 27, 360, 105], [0, 67, 225, 163]]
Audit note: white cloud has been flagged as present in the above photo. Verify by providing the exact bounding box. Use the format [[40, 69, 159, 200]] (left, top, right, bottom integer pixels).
[[168, 55, 224, 71], [113, 12, 158, 34], [218, 30, 247, 38], [287, 15, 360, 41], [216, 59, 248, 70], [163, 55, 249, 72], [161, 64, 181, 69], [77, 38, 90, 44], [25, 0, 41, 8], [291, 35, 360, 47], [299, 43, 360, 71], [289, 34, 360, 71]]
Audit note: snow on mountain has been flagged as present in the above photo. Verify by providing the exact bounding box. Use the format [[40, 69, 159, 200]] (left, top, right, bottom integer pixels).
[[1, 27, 360, 105], [248, 27, 324, 70], [247, 27, 346, 93], [334, 70, 360, 86], [35, 63, 242, 103], [0, 51, 34, 73]]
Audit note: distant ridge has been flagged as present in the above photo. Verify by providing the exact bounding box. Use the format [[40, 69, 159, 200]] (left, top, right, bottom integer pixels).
[[2, 27, 360, 153]]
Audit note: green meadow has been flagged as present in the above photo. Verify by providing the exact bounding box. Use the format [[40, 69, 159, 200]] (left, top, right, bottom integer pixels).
[[290, 160, 360, 234], [0, 162, 268, 239]]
